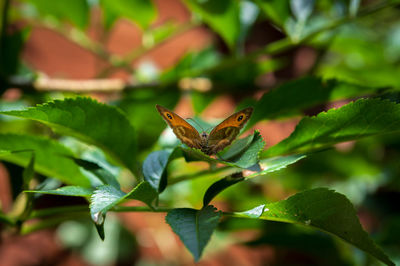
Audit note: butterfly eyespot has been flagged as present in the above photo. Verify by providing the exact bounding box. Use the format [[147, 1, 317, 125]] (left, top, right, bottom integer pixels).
[[237, 115, 244, 122], [166, 113, 173, 119]]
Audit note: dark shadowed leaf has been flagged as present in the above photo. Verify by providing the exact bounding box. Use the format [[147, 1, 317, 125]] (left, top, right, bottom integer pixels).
[[166, 205, 222, 261], [203, 174, 244, 207], [143, 149, 181, 193]]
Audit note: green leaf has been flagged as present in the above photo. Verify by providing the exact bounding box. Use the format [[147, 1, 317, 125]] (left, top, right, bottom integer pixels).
[[265, 98, 400, 156], [248, 154, 306, 178], [125, 181, 158, 207], [28, 0, 89, 29], [90, 185, 126, 225], [183, 0, 240, 50], [248, 77, 377, 128], [72, 158, 120, 189], [90, 182, 157, 225], [160, 48, 220, 83], [254, 0, 290, 26], [0, 97, 137, 173], [166, 205, 222, 261], [203, 175, 244, 207], [22, 153, 35, 189], [116, 90, 179, 150], [233, 204, 266, 218], [191, 91, 216, 114], [0, 134, 90, 186], [0, 27, 30, 77], [290, 0, 314, 22], [218, 131, 256, 159], [257, 188, 394, 266], [25, 186, 94, 197], [143, 149, 180, 193], [100, 0, 157, 29], [182, 131, 265, 169], [0, 211, 15, 226], [219, 131, 265, 168], [143, 21, 178, 48]]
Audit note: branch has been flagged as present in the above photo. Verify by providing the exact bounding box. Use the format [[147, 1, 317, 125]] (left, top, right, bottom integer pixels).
[[7, 76, 156, 92]]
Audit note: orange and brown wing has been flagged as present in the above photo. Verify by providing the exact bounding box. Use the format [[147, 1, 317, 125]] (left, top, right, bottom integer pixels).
[[206, 107, 253, 154], [156, 105, 202, 149]]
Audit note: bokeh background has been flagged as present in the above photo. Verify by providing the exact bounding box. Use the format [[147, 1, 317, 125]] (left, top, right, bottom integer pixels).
[[1, 0, 400, 265]]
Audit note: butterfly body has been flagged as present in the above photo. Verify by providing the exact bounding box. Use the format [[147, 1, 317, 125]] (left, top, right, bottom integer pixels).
[[156, 105, 253, 155]]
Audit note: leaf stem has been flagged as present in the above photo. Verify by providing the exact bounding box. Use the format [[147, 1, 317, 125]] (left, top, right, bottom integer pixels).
[[111, 206, 172, 212], [29, 205, 89, 219], [20, 213, 89, 235], [168, 165, 236, 185]]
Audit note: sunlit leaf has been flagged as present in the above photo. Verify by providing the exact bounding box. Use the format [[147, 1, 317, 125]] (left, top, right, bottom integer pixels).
[[265, 98, 400, 156], [22, 153, 35, 189], [0, 97, 137, 173], [100, 0, 156, 29], [254, 0, 290, 26], [248, 77, 377, 128], [247, 154, 307, 178], [0, 134, 90, 186], [183, 0, 240, 50], [28, 0, 89, 29], [233, 204, 266, 218], [252, 188, 394, 265]]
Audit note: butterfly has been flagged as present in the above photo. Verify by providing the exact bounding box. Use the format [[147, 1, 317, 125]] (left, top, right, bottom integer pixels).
[[156, 105, 253, 155]]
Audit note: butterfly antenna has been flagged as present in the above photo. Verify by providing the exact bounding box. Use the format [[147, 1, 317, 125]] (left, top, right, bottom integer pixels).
[[187, 118, 205, 132]]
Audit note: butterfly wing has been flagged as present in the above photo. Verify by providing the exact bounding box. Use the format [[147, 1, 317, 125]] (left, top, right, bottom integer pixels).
[[156, 105, 202, 149], [206, 107, 253, 154]]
